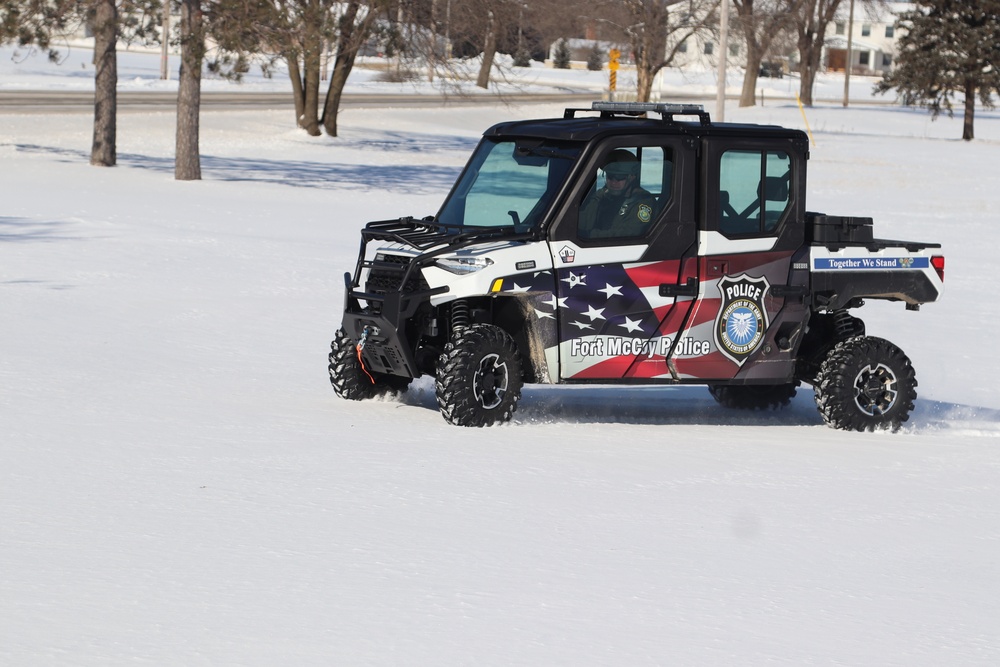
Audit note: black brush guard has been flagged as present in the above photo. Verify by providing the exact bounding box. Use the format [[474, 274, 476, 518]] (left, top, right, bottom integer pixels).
[[341, 217, 535, 378]]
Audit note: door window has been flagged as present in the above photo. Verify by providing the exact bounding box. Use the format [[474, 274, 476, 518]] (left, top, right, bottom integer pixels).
[[577, 146, 673, 240], [718, 149, 791, 236]]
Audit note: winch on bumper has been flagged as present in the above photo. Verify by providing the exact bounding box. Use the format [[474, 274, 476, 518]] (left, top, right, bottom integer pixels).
[[342, 253, 447, 379]]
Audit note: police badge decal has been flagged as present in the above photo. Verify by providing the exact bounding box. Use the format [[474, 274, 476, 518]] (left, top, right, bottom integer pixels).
[[714, 274, 771, 366]]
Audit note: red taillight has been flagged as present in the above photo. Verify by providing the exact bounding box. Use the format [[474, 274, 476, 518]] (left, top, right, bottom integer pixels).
[[931, 255, 945, 282]]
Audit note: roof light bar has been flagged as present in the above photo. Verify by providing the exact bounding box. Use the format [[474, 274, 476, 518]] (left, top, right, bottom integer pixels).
[[589, 101, 712, 125], [591, 101, 705, 115]]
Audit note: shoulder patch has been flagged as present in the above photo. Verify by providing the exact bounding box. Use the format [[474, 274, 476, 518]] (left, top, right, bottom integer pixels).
[[637, 204, 652, 223]]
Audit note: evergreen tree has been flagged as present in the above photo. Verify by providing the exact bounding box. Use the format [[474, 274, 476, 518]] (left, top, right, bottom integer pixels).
[[876, 0, 1000, 141], [553, 38, 571, 68], [586, 43, 604, 71]]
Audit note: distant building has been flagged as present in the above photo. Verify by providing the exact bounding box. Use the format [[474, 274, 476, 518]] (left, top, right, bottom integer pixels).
[[825, 2, 911, 75], [665, 1, 911, 76]]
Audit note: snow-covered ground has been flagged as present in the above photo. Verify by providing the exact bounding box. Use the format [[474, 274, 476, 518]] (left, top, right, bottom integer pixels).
[[2, 45, 1000, 665]]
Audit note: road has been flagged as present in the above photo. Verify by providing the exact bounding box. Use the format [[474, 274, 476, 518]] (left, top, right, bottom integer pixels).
[[0, 90, 609, 114], [0, 88, 897, 115]]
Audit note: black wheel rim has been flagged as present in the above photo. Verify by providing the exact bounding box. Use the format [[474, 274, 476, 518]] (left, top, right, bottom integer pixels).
[[853, 362, 898, 416], [473, 353, 508, 410]]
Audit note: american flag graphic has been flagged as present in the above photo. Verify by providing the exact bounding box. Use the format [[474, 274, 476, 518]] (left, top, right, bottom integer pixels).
[[496, 252, 794, 381], [500, 260, 714, 379]]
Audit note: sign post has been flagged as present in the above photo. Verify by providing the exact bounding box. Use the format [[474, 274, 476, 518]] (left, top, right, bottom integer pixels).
[[608, 49, 620, 99]]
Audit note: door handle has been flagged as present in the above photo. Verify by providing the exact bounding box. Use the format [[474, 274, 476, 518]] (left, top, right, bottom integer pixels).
[[659, 277, 698, 297]]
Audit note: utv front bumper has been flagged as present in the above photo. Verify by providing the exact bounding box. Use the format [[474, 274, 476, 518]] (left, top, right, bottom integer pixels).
[[342, 272, 446, 379], [340, 217, 534, 379]]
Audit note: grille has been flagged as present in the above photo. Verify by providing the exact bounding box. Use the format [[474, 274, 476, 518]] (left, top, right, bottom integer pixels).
[[364, 254, 429, 311]]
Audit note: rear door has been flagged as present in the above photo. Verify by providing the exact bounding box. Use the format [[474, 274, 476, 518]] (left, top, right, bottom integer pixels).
[[670, 135, 809, 383]]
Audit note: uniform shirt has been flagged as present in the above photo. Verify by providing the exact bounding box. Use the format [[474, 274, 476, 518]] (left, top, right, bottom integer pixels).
[[579, 185, 657, 239]]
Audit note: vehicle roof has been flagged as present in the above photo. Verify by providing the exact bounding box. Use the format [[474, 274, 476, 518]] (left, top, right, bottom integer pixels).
[[483, 112, 808, 144]]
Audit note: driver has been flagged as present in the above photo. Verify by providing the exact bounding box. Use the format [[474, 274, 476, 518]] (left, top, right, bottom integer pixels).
[[579, 149, 657, 239]]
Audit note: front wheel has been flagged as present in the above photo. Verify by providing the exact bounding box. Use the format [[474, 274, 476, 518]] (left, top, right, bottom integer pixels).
[[435, 324, 523, 427], [813, 336, 917, 432]]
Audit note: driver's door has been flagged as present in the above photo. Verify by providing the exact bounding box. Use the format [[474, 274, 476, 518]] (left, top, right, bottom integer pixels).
[[545, 137, 699, 381]]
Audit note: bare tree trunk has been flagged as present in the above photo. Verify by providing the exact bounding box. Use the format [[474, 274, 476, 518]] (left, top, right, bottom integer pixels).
[[610, 0, 718, 104], [302, 45, 321, 136], [796, 4, 819, 106], [796, 0, 842, 106], [735, 0, 804, 107], [285, 0, 322, 136], [175, 0, 203, 181], [797, 28, 824, 106], [321, 1, 367, 137], [288, 56, 306, 128], [90, 0, 117, 167], [634, 13, 667, 103], [740, 41, 764, 107], [299, 0, 322, 136], [427, 0, 437, 82], [798, 58, 817, 105], [963, 79, 975, 141], [476, 11, 496, 90], [636, 65, 654, 103], [320, 55, 351, 137]]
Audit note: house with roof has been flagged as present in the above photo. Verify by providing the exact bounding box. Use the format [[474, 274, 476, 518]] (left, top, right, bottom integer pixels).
[[824, 2, 912, 75], [662, 1, 911, 77]]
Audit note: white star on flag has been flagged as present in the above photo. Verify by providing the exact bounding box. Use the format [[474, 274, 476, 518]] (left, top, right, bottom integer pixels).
[[542, 294, 568, 310], [583, 305, 606, 321], [561, 272, 586, 288], [507, 282, 530, 293], [620, 316, 644, 333], [570, 321, 593, 330], [598, 283, 623, 299], [533, 308, 555, 320]]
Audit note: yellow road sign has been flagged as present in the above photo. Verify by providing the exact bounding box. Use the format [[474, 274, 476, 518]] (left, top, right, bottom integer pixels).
[[609, 48, 620, 72]]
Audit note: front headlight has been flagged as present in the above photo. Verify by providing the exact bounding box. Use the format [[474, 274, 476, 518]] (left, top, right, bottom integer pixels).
[[434, 256, 494, 274]]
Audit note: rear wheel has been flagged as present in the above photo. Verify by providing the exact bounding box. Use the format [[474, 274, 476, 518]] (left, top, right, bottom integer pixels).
[[814, 336, 917, 432], [708, 383, 798, 410], [329, 328, 411, 400], [436, 324, 523, 427]]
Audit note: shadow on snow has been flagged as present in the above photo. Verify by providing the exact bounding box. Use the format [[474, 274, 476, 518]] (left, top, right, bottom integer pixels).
[[399, 381, 824, 428], [15, 125, 475, 193], [394, 378, 1000, 432], [334, 129, 478, 155], [0, 216, 84, 243]]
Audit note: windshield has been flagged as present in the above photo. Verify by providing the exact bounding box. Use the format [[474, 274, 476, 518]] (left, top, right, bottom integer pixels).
[[436, 138, 580, 231]]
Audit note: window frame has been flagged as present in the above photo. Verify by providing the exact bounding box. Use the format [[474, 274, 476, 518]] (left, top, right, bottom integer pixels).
[[546, 135, 692, 247], [702, 137, 805, 242], [575, 144, 673, 242]]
